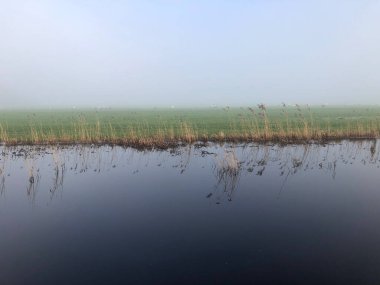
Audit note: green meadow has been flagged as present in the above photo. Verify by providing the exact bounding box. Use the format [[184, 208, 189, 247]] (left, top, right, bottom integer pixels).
[[1, 105, 380, 147]]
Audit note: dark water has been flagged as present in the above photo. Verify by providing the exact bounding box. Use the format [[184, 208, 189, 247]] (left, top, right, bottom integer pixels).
[[1, 140, 380, 285]]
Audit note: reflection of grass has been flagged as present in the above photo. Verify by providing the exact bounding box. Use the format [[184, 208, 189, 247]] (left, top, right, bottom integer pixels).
[[0, 106, 380, 147], [216, 151, 240, 177], [213, 150, 241, 202]]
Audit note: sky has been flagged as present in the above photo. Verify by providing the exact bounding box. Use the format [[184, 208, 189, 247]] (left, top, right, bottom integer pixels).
[[1, 0, 380, 108]]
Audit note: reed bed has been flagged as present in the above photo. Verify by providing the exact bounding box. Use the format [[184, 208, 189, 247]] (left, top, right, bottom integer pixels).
[[0, 106, 380, 148]]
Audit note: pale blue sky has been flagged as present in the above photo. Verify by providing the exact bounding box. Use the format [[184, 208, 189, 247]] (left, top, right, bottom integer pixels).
[[1, 0, 380, 107]]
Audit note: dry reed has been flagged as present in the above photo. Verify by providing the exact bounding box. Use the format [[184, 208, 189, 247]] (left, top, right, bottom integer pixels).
[[1, 106, 380, 149]]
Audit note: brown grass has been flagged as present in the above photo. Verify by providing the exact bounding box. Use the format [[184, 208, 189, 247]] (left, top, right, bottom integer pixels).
[[1, 106, 380, 149]]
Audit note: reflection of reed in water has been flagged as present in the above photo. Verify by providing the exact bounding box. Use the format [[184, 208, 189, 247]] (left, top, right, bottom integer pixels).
[[169, 145, 193, 174], [69, 145, 120, 174], [26, 175, 40, 203], [0, 170, 5, 196], [370, 140, 378, 161], [0, 141, 379, 202], [204, 140, 380, 201], [238, 140, 380, 195], [209, 150, 241, 203], [49, 149, 66, 199], [0, 154, 6, 196], [25, 158, 40, 203], [179, 145, 192, 174]]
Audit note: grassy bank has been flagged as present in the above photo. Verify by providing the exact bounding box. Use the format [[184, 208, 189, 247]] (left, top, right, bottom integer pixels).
[[1, 105, 380, 148]]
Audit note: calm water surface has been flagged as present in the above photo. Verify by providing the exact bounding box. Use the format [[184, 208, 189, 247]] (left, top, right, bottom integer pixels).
[[1, 141, 380, 284]]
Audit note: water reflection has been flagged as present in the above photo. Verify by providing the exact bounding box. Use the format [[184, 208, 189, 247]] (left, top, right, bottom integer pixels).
[[49, 150, 65, 200], [0, 140, 379, 203], [209, 150, 241, 203], [2, 141, 380, 285], [0, 155, 6, 197]]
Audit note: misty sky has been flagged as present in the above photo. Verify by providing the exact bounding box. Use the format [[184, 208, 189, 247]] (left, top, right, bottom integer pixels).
[[1, 0, 380, 107]]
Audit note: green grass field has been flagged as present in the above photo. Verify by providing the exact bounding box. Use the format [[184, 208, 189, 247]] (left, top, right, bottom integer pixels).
[[1, 105, 380, 147]]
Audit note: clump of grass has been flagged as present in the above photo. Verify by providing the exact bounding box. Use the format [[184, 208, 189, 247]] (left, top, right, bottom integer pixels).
[[0, 123, 9, 144], [180, 122, 197, 143]]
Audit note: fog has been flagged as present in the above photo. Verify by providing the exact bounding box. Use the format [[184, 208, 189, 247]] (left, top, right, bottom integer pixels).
[[1, 0, 380, 108]]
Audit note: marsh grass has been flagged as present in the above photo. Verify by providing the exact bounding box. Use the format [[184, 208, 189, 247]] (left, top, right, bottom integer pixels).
[[0, 106, 380, 148]]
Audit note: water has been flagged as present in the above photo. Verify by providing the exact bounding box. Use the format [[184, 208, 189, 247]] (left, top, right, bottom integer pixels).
[[1, 140, 380, 284]]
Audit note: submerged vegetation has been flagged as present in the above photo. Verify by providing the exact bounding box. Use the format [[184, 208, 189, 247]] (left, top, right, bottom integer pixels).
[[1, 105, 380, 148]]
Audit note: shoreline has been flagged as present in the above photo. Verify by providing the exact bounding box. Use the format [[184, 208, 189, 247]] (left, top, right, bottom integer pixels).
[[1, 134, 378, 150]]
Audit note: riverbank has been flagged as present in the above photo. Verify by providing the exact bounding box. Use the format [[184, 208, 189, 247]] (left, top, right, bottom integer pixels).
[[1, 106, 380, 148]]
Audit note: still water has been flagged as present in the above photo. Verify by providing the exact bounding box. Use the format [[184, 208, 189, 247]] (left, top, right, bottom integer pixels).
[[1, 140, 380, 284]]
